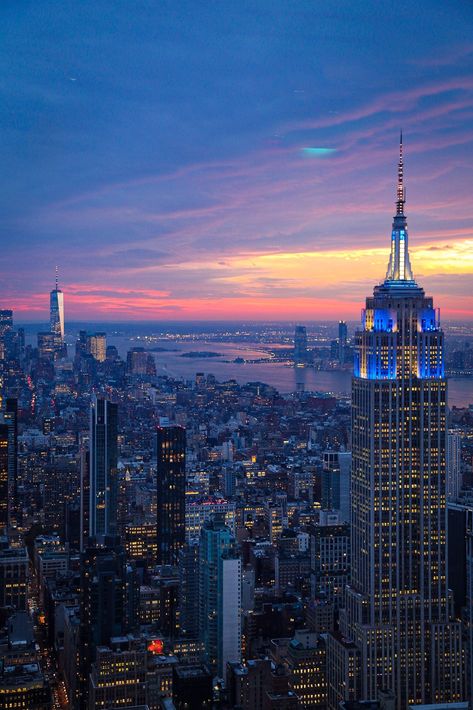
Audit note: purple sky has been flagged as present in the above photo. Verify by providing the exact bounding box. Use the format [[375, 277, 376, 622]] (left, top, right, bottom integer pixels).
[[1, 1, 473, 320]]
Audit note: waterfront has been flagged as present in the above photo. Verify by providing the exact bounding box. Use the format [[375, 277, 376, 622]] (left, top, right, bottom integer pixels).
[[107, 336, 473, 408]]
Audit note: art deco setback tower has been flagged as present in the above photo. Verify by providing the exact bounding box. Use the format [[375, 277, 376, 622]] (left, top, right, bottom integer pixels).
[[50, 267, 65, 345], [336, 137, 464, 708]]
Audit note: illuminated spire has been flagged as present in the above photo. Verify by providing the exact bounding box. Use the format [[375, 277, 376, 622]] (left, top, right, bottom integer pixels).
[[385, 132, 414, 282], [55, 265, 59, 290], [396, 130, 405, 215]]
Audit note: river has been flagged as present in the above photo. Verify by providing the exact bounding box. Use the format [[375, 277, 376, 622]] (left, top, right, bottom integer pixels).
[[107, 337, 473, 409]]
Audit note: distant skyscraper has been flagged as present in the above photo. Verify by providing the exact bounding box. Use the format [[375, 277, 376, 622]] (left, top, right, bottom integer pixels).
[[294, 325, 308, 366], [50, 267, 65, 345], [0, 310, 13, 336], [338, 320, 348, 363], [87, 332, 107, 362], [156, 423, 186, 565], [89, 397, 118, 539], [37, 331, 57, 360], [329, 136, 464, 708]]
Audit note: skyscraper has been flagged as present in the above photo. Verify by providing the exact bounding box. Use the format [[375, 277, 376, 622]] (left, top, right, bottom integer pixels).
[[0, 425, 8, 535], [89, 396, 118, 539], [338, 320, 348, 364], [5, 399, 18, 530], [199, 517, 241, 676], [321, 451, 351, 520], [294, 325, 308, 366], [156, 423, 186, 566], [0, 399, 18, 534], [50, 267, 65, 346], [329, 137, 464, 708]]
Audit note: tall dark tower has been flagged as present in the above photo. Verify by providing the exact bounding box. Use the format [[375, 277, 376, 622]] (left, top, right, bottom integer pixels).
[[78, 539, 137, 709], [0, 425, 8, 536], [0, 398, 18, 534], [89, 396, 118, 539], [5, 399, 18, 530], [156, 423, 186, 566], [328, 136, 464, 709], [294, 325, 308, 366]]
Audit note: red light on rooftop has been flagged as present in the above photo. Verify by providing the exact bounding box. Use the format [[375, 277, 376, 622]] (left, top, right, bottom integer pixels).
[[148, 639, 164, 654]]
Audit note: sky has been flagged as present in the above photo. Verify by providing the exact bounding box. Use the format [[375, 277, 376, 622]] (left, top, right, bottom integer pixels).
[[1, 0, 473, 322]]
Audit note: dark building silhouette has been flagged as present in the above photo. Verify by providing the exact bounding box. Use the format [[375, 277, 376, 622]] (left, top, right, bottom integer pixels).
[[89, 396, 118, 539], [294, 325, 308, 366], [172, 664, 213, 709], [79, 537, 138, 708], [156, 423, 186, 566], [0, 425, 8, 535]]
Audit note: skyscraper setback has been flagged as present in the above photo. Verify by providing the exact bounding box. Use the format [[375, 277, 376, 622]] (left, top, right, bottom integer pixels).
[[329, 137, 464, 707]]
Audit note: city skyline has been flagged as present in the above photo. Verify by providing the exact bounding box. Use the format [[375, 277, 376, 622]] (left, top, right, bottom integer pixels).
[[1, 2, 473, 321]]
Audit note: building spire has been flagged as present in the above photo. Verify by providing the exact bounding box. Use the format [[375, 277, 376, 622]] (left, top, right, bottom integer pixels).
[[396, 130, 405, 216], [385, 132, 414, 282], [55, 265, 59, 290]]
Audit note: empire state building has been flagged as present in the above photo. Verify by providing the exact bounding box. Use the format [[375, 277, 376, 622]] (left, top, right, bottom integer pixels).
[[327, 138, 464, 708]]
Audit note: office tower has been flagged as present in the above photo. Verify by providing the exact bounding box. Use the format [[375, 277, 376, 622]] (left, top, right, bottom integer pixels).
[[286, 630, 327, 708], [447, 430, 462, 501], [87, 332, 107, 362], [185, 495, 236, 542], [37, 331, 56, 360], [0, 425, 8, 535], [126, 347, 147, 374], [330, 137, 464, 707], [321, 451, 351, 522], [124, 522, 157, 565], [338, 320, 348, 363], [310, 514, 350, 610], [0, 661, 51, 709], [199, 517, 242, 676], [88, 644, 148, 709], [178, 542, 200, 638], [89, 397, 118, 539], [0, 545, 29, 610], [43, 458, 79, 535], [156, 423, 186, 565], [79, 433, 90, 552], [50, 267, 65, 352], [294, 325, 308, 366], [79, 539, 136, 708], [466, 508, 473, 700], [0, 398, 17, 534]]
